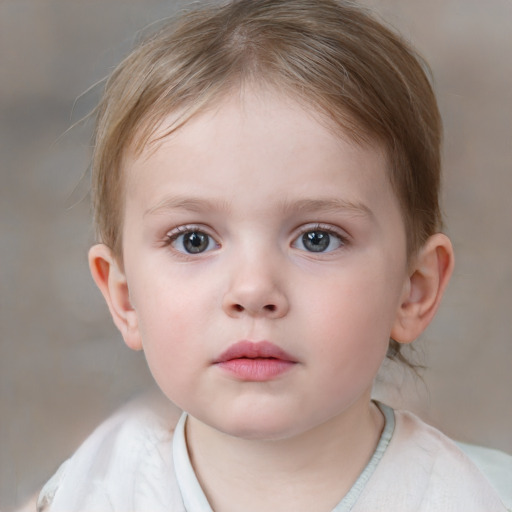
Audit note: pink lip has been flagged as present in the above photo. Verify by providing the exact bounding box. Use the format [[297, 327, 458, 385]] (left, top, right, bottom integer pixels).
[[214, 341, 297, 381]]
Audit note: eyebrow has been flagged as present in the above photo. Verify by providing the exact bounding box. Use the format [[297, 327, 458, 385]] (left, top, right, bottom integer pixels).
[[144, 196, 231, 217], [144, 195, 372, 218], [280, 198, 373, 218]]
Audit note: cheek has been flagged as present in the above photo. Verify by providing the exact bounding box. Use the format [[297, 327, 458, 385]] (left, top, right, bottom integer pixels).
[[128, 275, 195, 362], [308, 263, 402, 327], [129, 262, 224, 360], [303, 293, 391, 410], [301, 263, 403, 368], [135, 298, 205, 409]]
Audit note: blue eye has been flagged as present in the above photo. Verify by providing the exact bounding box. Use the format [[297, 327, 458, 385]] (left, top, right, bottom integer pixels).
[[168, 229, 218, 254], [294, 229, 344, 253]]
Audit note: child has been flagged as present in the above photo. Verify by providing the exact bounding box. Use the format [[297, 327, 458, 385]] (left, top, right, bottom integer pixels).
[[37, 0, 510, 510]]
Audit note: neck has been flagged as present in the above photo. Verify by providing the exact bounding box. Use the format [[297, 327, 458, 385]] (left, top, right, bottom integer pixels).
[[185, 397, 384, 512]]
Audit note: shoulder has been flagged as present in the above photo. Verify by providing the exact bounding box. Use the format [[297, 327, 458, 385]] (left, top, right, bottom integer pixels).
[[37, 392, 186, 512], [457, 441, 512, 509], [355, 407, 510, 511]]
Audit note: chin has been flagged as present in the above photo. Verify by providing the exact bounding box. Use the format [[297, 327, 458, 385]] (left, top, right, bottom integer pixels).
[[208, 409, 310, 442]]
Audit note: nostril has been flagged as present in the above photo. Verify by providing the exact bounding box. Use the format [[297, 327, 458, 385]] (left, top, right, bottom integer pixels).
[[229, 303, 279, 315]]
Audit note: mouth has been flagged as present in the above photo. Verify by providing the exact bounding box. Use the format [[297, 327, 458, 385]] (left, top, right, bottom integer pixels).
[[214, 341, 297, 381]]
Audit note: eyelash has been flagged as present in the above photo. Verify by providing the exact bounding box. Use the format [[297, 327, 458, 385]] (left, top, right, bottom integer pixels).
[[164, 225, 219, 255], [293, 224, 349, 253], [163, 223, 349, 256]]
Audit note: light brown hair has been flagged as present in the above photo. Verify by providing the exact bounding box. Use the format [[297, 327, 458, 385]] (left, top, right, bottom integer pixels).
[[91, 0, 443, 365]]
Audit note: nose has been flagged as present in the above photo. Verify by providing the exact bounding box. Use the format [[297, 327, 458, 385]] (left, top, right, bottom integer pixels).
[[222, 256, 289, 319]]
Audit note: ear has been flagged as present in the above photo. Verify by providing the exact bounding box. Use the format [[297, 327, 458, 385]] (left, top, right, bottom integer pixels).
[[391, 233, 454, 344], [88, 244, 142, 351]]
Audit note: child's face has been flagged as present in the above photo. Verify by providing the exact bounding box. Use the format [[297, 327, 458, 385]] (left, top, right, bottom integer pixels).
[[117, 89, 411, 440]]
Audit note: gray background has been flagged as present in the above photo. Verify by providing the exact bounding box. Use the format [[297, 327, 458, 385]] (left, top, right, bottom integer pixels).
[[1, 0, 511, 510]]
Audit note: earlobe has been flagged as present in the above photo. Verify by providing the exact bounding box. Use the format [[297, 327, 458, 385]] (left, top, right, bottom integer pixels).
[[88, 244, 143, 351], [391, 233, 454, 344]]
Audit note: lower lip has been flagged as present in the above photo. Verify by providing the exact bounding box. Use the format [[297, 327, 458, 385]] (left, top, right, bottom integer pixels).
[[217, 358, 295, 381]]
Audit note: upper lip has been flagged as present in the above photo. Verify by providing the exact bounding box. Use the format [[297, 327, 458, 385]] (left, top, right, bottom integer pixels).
[[215, 341, 296, 363]]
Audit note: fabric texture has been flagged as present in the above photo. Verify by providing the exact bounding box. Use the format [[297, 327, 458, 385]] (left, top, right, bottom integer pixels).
[[37, 394, 510, 512], [456, 441, 512, 509]]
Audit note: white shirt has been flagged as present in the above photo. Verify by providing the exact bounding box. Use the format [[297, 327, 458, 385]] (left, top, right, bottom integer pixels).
[[38, 394, 511, 511]]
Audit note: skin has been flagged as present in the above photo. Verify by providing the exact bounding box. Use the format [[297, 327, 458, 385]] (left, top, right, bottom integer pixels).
[[90, 87, 454, 511]]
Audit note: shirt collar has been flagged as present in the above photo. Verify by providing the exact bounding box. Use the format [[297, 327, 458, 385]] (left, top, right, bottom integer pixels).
[[173, 412, 214, 512], [172, 403, 395, 512]]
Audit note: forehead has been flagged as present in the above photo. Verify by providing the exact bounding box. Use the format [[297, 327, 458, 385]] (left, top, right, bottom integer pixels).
[[127, 80, 386, 164], [122, 88, 397, 222]]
